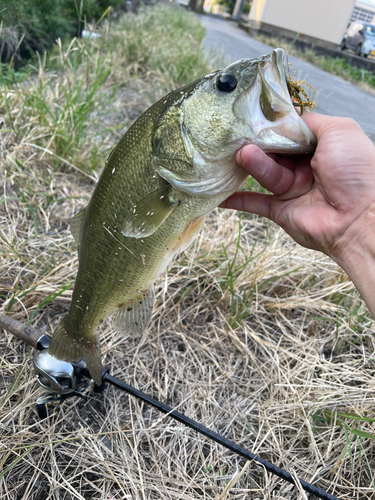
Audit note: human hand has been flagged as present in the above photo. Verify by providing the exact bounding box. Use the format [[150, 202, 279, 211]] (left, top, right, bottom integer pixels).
[[221, 112, 375, 316], [221, 113, 375, 262]]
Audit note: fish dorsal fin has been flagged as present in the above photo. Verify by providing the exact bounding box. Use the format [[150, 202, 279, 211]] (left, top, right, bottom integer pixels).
[[121, 185, 180, 239], [70, 207, 86, 243], [113, 286, 154, 335]]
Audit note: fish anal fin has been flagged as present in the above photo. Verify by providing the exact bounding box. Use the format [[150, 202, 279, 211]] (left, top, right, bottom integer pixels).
[[70, 207, 86, 244], [113, 286, 154, 335], [121, 186, 180, 239], [49, 316, 102, 385]]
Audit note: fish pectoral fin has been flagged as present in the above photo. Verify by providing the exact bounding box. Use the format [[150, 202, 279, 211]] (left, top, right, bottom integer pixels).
[[121, 185, 180, 239], [70, 207, 86, 244], [113, 286, 154, 335]]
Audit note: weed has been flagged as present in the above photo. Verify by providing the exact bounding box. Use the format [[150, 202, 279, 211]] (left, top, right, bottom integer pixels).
[[312, 409, 375, 488]]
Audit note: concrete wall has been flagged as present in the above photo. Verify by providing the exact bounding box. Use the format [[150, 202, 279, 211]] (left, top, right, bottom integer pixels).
[[249, 0, 356, 45]]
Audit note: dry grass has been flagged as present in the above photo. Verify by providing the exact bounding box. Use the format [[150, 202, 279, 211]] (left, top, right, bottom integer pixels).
[[1, 4, 375, 500]]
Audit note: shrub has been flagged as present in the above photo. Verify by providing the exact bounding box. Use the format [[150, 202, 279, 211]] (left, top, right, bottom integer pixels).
[[0, 0, 123, 63]]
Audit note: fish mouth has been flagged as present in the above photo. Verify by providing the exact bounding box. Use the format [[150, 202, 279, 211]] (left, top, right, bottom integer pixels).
[[235, 48, 317, 154]]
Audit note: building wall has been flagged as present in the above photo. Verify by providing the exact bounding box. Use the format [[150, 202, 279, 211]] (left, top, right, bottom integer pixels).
[[351, 1, 375, 22], [249, 0, 356, 45]]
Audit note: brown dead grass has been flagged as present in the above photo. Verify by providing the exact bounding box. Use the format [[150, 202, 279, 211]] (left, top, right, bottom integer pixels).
[[1, 5, 375, 500]]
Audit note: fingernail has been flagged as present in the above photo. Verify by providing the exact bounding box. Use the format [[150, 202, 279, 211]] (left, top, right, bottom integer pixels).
[[236, 148, 244, 166]]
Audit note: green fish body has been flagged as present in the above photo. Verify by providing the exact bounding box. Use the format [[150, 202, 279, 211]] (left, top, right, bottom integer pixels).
[[49, 49, 316, 384]]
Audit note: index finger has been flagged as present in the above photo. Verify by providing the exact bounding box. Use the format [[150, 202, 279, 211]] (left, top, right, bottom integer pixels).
[[236, 145, 296, 196]]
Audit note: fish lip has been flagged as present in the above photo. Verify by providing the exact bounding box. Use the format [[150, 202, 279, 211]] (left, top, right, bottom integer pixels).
[[252, 130, 316, 154], [234, 48, 317, 153]]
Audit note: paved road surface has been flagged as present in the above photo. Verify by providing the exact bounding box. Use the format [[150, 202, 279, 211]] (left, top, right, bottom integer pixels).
[[200, 15, 375, 138]]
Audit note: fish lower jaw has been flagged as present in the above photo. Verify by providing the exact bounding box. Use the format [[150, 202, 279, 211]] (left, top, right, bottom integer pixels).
[[247, 123, 316, 154]]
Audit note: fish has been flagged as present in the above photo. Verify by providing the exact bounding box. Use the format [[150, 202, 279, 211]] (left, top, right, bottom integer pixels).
[[49, 48, 316, 385]]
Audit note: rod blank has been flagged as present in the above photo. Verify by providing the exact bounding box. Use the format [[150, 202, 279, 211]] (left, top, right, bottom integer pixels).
[[101, 371, 340, 500], [1, 314, 340, 500]]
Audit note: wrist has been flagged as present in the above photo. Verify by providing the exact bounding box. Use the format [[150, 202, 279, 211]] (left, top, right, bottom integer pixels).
[[331, 218, 375, 317]]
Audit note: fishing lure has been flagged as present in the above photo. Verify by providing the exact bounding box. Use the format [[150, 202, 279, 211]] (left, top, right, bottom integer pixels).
[[285, 62, 316, 114]]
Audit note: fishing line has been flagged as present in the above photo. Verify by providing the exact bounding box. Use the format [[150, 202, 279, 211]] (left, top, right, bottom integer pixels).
[[0, 314, 340, 500]]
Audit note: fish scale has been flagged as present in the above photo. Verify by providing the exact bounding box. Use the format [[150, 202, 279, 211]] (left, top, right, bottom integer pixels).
[[49, 49, 316, 384]]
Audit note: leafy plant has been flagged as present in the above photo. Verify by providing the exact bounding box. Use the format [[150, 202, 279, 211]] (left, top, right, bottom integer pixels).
[[0, 0, 123, 64], [312, 409, 375, 488]]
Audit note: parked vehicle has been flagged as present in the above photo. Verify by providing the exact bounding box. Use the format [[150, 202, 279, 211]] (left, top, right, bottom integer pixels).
[[340, 22, 375, 57]]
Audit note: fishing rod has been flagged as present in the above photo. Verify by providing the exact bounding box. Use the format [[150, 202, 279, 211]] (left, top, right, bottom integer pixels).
[[0, 313, 340, 500]]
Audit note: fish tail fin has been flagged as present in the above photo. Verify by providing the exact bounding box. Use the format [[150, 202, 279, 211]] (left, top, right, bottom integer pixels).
[[49, 316, 102, 385]]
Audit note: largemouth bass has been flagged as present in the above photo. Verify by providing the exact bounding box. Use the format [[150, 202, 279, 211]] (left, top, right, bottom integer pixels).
[[49, 49, 316, 384]]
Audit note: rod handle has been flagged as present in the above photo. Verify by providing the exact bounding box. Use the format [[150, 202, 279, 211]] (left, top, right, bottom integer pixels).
[[0, 314, 50, 350]]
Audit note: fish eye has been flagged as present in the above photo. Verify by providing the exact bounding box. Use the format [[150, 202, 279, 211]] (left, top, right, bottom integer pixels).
[[217, 73, 237, 93]]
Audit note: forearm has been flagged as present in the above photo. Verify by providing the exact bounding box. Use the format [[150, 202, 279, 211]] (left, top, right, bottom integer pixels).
[[332, 229, 375, 318]]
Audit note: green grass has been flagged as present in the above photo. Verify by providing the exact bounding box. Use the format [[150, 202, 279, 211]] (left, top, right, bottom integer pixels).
[[95, 3, 213, 92], [1, 4, 214, 178], [220, 219, 262, 326], [0, 62, 30, 85], [0, 0, 123, 63], [312, 409, 375, 488]]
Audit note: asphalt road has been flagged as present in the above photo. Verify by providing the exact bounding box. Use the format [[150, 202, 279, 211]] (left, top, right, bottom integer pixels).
[[200, 15, 375, 138]]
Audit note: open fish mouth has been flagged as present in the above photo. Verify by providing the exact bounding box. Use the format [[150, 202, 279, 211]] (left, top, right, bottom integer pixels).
[[234, 48, 317, 153]]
